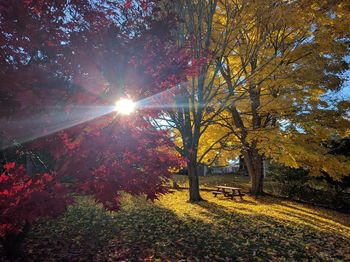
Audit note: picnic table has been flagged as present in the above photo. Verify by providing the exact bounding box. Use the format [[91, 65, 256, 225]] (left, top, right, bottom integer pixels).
[[212, 185, 245, 200]]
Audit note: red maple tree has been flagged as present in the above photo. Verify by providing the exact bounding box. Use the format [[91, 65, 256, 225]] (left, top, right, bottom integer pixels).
[[0, 0, 190, 257], [0, 162, 72, 257]]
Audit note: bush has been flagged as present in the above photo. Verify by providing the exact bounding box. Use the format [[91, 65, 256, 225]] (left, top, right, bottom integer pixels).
[[267, 164, 309, 198], [267, 163, 350, 212]]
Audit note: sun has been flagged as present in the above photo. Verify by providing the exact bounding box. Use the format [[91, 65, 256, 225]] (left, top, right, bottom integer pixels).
[[114, 98, 136, 115]]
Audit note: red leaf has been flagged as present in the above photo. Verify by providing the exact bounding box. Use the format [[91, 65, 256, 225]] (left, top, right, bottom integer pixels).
[[124, 0, 132, 10], [3, 162, 15, 171]]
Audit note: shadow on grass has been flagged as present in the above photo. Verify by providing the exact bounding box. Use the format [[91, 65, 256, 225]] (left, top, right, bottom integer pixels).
[[193, 199, 350, 260], [239, 194, 350, 230], [19, 197, 238, 261], [204, 193, 350, 235], [97, 204, 239, 261], [20, 196, 120, 261], [16, 194, 350, 261], [281, 202, 350, 227]]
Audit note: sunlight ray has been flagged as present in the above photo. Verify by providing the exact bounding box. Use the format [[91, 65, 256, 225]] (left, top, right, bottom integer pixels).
[[0, 105, 115, 150], [1, 82, 194, 150]]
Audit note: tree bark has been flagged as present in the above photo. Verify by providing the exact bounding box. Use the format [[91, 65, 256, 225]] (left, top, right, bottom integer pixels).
[[243, 149, 264, 196], [187, 160, 203, 201]]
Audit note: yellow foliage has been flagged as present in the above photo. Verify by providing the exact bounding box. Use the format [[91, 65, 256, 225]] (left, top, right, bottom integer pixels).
[[192, 0, 350, 179]]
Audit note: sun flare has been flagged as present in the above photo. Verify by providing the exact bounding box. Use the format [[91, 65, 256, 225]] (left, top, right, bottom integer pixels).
[[114, 98, 136, 115]]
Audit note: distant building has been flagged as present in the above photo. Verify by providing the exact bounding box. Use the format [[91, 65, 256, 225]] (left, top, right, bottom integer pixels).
[[210, 166, 234, 174], [178, 156, 269, 177]]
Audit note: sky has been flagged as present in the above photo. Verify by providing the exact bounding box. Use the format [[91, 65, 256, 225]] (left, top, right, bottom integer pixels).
[[341, 77, 350, 99]]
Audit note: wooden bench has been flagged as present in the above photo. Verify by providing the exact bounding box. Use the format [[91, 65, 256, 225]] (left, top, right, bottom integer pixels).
[[212, 186, 244, 200], [211, 191, 225, 197], [226, 192, 246, 197]]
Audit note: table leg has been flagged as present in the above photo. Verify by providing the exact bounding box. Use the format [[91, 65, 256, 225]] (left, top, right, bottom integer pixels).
[[238, 190, 243, 200]]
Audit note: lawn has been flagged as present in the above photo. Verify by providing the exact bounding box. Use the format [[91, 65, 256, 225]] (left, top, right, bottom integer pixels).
[[172, 174, 279, 194], [16, 179, 350, 261]]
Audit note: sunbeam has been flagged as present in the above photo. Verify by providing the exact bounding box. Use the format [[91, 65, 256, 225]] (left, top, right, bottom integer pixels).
[[137, 85, 192, 110], [0, 105, 115, 150], [1, 82, 195, 150]]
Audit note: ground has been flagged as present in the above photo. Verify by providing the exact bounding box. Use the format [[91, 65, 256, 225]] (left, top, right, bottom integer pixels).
[[172, 174, 285, 194], [10, 176, 350, 261]]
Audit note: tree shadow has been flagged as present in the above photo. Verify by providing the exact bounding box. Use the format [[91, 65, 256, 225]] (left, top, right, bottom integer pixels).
[[16, 195, 350, 261], [208, 194, 350, 234], [274, 209, 350, 235], [20, 197, 121, 262], [246, 195, 350, 229], [192, 199, 350, 260], [18, 198, 240, 261], [281, 202, 350, 227]]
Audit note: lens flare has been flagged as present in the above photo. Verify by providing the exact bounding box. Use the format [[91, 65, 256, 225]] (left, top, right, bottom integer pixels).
[[114, 98, 136, 115]]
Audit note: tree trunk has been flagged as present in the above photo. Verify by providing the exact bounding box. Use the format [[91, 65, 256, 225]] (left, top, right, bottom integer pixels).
[[243, 149, 264, 196], [187, 160, 203, 201]]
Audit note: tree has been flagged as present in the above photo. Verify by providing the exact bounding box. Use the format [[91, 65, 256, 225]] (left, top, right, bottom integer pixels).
[[0, 0, 190, 256], [151, 0, 247, 201], [320, 137, 350, 209], [207, 0, 350, 195], [0, 162, 71, 257]]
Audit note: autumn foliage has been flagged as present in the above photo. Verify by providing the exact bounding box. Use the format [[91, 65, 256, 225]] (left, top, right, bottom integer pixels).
[[0, 163, 71, 238], [0, 0, 192, 256], [55, 116, 182, 211]]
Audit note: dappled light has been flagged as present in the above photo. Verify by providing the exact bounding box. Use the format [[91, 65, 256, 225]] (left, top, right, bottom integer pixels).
[[1, 0, 350, 260], [172, 174, 350, 235], [18, 192, 350, 261]]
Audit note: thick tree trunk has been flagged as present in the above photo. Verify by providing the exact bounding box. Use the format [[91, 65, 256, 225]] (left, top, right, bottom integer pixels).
[[243, 149, 264, 196], [187, 160, 203, 202]]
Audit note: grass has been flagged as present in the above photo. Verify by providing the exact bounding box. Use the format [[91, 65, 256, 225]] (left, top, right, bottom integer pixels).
[[172, 174, 278, 193], [18, 178, 350, 261]]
